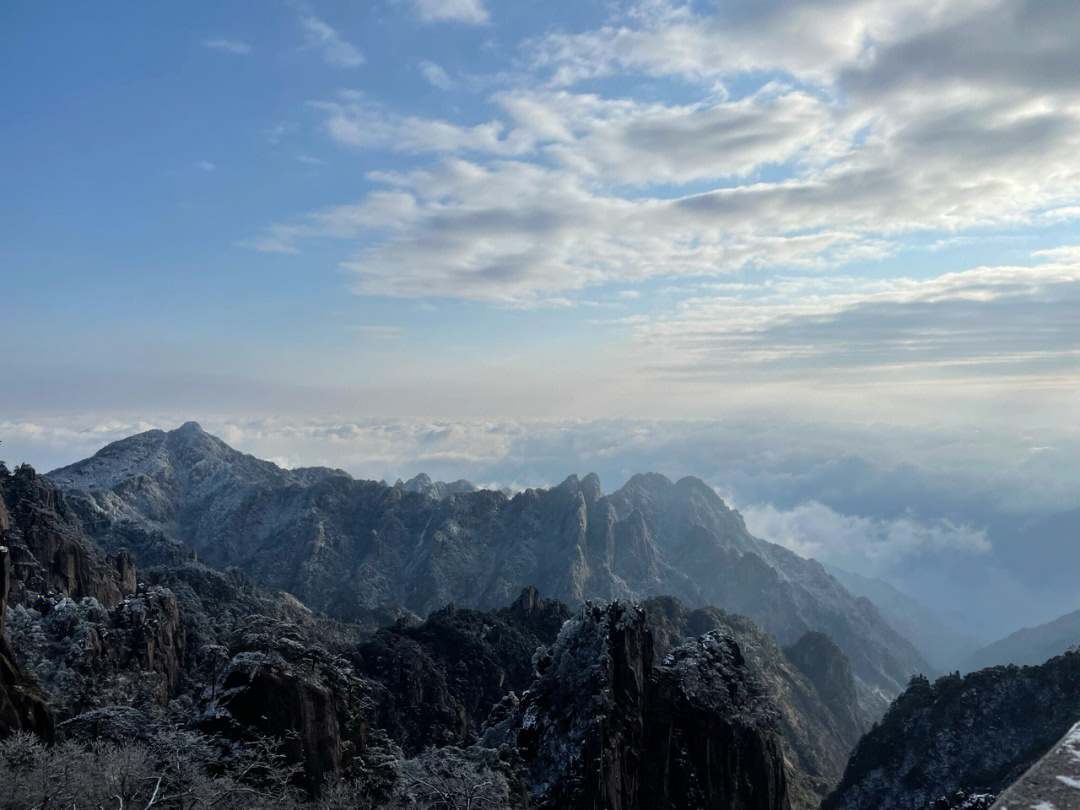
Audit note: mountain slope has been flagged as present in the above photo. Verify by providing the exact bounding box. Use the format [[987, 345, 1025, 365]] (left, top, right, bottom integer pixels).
[[49, 422, 929, 707], [822, 651, 1080, 810], [961, 608, 1080, 672], [824, 564, 983, 671]]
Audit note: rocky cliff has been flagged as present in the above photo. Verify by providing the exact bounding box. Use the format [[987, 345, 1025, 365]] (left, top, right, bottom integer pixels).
[[989, 721, 1080, 810], [50, 422, 929, 710], [644, 597, 864, 809], [483, 600, 790, 810], [2, 464, 136, 608], [0, 490, 54, 740]]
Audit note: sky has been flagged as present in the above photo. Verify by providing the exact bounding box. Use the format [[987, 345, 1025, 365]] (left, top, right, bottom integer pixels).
[[3, 0, 1079, 640]]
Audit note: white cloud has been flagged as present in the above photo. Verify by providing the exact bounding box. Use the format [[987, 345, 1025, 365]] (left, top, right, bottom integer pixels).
[[239, 189, 421, 253], [203, 39, 251, 55], [311, 93, 531, 155], [253, 0, 1080, 306], [494, 88, 845, 184], [740, 500, 991, 564], [194, 161, 215, 171], [525, 0, 999, 85], [401, 0, 489, 25], [299, 15, 364, 67], [628, 252, 1080, 383], [419, 60, 455, 90]]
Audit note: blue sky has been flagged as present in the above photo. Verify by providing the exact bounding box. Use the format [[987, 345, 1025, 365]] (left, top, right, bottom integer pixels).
[[3, 1, 1080, 635]]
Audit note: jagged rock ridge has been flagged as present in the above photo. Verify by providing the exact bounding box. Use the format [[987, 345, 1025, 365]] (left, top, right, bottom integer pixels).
[[49, 422, 929, 710], [392, 473, 477, 500]]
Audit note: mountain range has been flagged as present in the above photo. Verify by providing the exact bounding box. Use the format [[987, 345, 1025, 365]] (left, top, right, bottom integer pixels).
[[48, 421, 930, 714], [960, 607, 1080, 672], [1, 423, 1077, 809], [0, 460, 858, 808]]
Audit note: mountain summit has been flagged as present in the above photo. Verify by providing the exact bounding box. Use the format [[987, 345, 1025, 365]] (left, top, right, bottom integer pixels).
[[49, 422, 929, 712]]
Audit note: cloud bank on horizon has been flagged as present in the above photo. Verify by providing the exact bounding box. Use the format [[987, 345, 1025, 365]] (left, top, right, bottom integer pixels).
[[3, 2, 1079, 635]]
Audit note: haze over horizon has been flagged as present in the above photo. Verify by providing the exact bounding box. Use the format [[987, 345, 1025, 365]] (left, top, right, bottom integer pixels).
[[4, 1, 1080, 641]]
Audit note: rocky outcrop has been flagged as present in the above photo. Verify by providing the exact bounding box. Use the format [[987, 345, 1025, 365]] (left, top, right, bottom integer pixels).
[[644, 596, 862, 809], [0, 496, 55, 741], [823, 651, 1080, 810], [784, 631, 862, 744], [1, 464, 135, 608], [217, 657, 348, 787], [0, 467, 186, 714], [356, 586, 571, 753], [0, 636, 54, 740], [50, 423, 929, 710], [484, 601, 790, 810], [647, 632, 791, 810], [6, 586, 188, 713], [108, 586, 187, 696], [206, 618, 378, 791]]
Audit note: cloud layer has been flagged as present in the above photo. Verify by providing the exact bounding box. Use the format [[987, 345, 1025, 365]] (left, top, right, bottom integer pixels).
[[248, 0, 1080, 309]]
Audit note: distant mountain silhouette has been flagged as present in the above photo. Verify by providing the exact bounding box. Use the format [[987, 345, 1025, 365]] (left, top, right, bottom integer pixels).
[[961, 607, 1080, 672], [824, 563, 984, 671]]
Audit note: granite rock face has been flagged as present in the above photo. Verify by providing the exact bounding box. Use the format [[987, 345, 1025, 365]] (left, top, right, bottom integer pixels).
[[644, 596, 863, 809], [208, 622, 376, 791], [484, 601, 791, 810], [0, 496, 55, 741], [1, 464, 135, 608], [50, 423, 929, 710], [989, 721, 1080, 810]]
